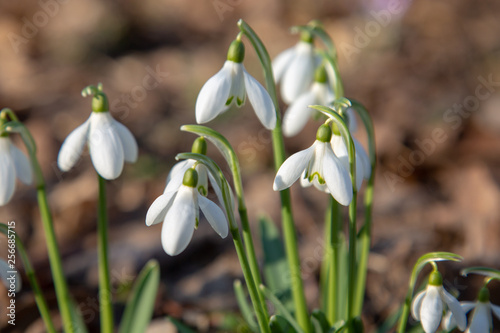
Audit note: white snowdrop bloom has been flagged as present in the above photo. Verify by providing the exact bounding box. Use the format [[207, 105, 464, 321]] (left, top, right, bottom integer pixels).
[[282, 66, 334, 137], [444, 287, 500, 333], [273, 124, 353, 206], [145, 168, 229, 256], [0, 136, 32, 206], [331, 133, 371, 190], [273, 33, 320, 104], [57, 88, 138, 180], [196, 39, 276, 130], [411, 271, 467, 333]]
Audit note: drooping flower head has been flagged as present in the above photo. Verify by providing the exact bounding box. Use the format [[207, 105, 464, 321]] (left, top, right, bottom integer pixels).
[[444, 286, 500, 333], [196, 37, 276, 130], [57, 84, 138, 180], [411, 270, 467, 333], [0, 111, 33, 205], [273, 30, 320, 104], [282, 65, 335, 137], [273, 123, 353, 206], [146, 167, 229, 256]]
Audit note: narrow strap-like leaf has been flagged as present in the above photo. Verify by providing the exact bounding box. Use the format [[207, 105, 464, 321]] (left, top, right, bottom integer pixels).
[[234, 280, 258, 332]]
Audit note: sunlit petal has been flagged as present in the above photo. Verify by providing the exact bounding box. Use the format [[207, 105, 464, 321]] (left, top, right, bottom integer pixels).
[[10, 143, 32, 185], [57, 117, 90, 172], [113, 120, 138, 163], [273, 145, 315, 191], [243, 69, 276, 130], [323, 145, 353, 206], [411, 290, 426, 321], [440, 287, 466, 331], [196, 61, 233, 124], [468, 302, 490, 333], [281, 42, 315, 104], [198, 194, 228, 238], [145, 191, 177, 226], [0, 140, 16, 205], [272, 46, 295, 83], [420, 286, 443, 333], [282, 90, 316, 137]]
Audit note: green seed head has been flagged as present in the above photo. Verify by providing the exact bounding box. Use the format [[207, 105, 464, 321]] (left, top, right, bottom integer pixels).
[[227, 40, 245, 63], [428, 270, 443, 286], [316, 124, 332, 142], [191, 137, 207, 155], [182, 168, 198, 188]]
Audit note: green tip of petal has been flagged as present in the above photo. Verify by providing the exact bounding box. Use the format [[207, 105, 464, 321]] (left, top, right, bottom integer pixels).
[[191, 137, 207, 155], [478, 286, 490, 302], [227, 40, 245, 63], [182, 168, 198, 188], [316, 124, 332, 142], [428, 270, 443, 286]]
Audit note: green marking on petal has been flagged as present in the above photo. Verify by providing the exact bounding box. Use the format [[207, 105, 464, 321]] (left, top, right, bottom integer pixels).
[[236, 97, 244, 106], [308, 172, 325, 185], [198, 186, 207, 196], [195, 217, 199, 229], [226, 96, 234, 106]]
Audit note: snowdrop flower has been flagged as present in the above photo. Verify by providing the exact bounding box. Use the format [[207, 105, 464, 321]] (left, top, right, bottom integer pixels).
[[282, 65, 334, 137], [273, 31, 319, 104], [196, 38, 276, 130], [146, 168, 229, 256], [444, 287, 500, 333], [411, 271, 467, 333], [331, 130, 371, 190], [57, 85, 138, 180], [0, 135, 32, 206], [273, 124, 353, 206]]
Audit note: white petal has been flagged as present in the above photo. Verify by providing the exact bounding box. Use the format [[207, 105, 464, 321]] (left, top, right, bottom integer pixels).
[[195, 61, 233, 124], [57, 117, 90, 172], [300, 170, 312, 188], [281, 42, 315, 104], [282, 89, 316, 137], [323, 145, 353, 206], [491, 303, 500, 320], [230, 63, 246, 106], [88, 113, 125, 180], [346, 108, 358, 133], [145, 191, 176, 226], [354, 138, 371, 180], [273, 145, 315, 191], [198, 194, 228, 238], [468, 303, 490, 333], [243, 69, 276, 130], [441, 287, 466, 331], [332, 135, 365, 190], [165, 160, 193, 193], [0, 140, 16, 205], [161, 186, 196, 256], [196, 163, 209, 195], [420, 286, 443, 333], [272, 46, 295, 83], [113, 120, 138, 163], [442, 311, 456, 331], [412, 290, 427, 321], [10, 143, 32, 185]]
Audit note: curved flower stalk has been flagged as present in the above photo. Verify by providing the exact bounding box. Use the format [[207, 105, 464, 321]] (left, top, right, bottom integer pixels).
[[58, 84, 138, 180], [195, 37, 276, 130], [411, 270, 466, 333], [282, 65, 334, 137], [273, 123, 353, 206], [272, 30, 320, 104], [0, 134, 32, 206], [146, 168, 229, 256]]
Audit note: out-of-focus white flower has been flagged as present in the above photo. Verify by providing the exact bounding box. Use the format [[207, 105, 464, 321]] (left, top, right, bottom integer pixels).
[[58, 106, 138, 180], [273, 124, 353, 206], [411, 271, 467, 333], [196, 39, 276, 130], [444, 287, 500, 333], [282, 65, 334, 137], [146, 168, 228, 256], [273, 36, 319, 104], [0, 136, 32, 205], [331, 133, 371, 190]]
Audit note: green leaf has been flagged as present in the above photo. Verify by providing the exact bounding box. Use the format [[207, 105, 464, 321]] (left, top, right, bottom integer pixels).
[[461, 267, 500, 280], [270, 315, 299, 333], [327, 320, 346, 333], [259, 216, 293, 313], [119, 260, 160, 333], [261, 285, 305, 333], [311, 309, 330, 332], [168, 317, 197, 333], [234, 280, 258, 332]]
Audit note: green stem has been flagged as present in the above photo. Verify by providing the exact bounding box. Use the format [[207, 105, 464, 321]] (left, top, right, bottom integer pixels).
[[327, 198, 340, 324], [350, 100, 377, 317], [0, 224, 56, 333], [238, 19, 312, 333], [347, 193, 358, 331], [97, 175, 113, 333]]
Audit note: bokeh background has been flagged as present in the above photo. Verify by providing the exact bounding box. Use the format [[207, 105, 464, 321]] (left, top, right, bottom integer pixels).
[[1, 0, 500, 331]]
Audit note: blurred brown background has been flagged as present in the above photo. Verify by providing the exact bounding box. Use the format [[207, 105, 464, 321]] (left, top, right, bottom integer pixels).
[[1, 0, 500, 331]]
